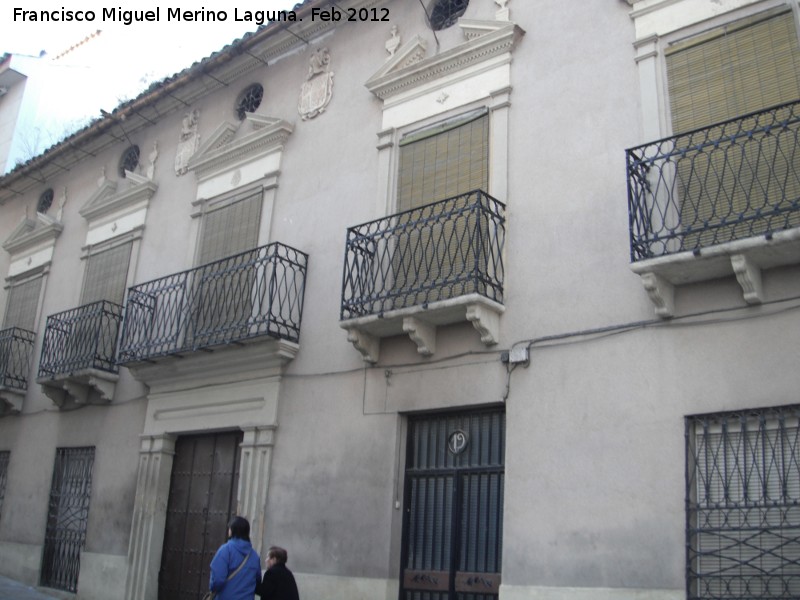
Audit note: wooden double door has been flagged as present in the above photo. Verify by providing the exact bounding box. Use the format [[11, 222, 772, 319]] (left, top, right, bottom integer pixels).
[[158, 431, 243, 600]]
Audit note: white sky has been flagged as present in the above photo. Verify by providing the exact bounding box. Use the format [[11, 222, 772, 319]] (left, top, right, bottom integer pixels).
[[2, 1, 298, 88]]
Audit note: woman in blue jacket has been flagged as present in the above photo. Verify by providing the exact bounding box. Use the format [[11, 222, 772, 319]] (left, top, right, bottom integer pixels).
[[209, 516, 262, 600]]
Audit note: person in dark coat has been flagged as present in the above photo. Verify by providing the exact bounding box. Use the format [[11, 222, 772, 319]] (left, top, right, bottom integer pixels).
[[258, 546, 299, 600]]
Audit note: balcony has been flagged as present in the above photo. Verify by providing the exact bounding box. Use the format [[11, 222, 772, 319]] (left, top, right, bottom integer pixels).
[[37, 301, 123, 407], [340, 190, 505, 363], [0, 327, 35, 415], [118, 242, 308, 388], [626, 100, 800, 317]]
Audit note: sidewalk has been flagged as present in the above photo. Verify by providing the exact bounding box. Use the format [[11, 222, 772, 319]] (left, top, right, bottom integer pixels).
[[0, 575, 62, 600]]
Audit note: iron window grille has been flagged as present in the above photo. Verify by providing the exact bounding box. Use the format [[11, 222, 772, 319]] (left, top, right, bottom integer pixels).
[[119, 145, 140, 177], [118, 242, 308, 363], [0, 451, 9, 524], [0, 327, 35, 390], [38, 301, 123, 379], [341, 189, 505, 320], [686, 406, 800, 599], [37, 189, 54, 214], [626, 99, 800, 261], [429, 0, 469, 30], [40, 447, 95, 593], [236, 83, 264, 120]]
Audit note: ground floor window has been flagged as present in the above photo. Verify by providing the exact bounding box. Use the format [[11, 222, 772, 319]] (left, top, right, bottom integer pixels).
[[40, 447, 95, 593], [686, 406, 800, 599], [0, 451, 9, 523]]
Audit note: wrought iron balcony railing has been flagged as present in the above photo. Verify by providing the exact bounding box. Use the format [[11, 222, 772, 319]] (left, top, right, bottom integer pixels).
[[341, 190, 505, 320], [118, 242, 308, 363], [0, 327, 35, 390], [627, 99, 800, 262], [38, 301, 123, 378]]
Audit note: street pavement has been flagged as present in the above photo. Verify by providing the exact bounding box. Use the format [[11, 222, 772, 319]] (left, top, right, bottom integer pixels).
[[0, 575, 62, 600]]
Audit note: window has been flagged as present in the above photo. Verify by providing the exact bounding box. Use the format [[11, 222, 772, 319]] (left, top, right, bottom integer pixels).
[[40, 447, 95, 593], [393, 109, 490, 306], [198, 190, 262, 265], [0, 451, 9, 523], [686, 406, 800, 599], [665, 8, 800, 247], [235, 83, 264, 120], [37, 189, 54, 214], [119, 145, 140, 178], [429, 0, 469, 31], [191, 190, 263, 344], [81, 241, 133, 306], [3, 275, 43, 331]]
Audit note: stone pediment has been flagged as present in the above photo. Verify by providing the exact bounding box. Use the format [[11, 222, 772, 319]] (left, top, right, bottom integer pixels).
[[187, 113, 294, 182], [79, 173, 158, 223], [2, 212, 63, 256], [365, 20, 524, 101]]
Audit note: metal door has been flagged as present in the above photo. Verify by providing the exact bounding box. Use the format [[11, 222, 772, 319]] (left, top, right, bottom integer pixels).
[[158, 431, 243, 600], [401, 409, 505, 600]]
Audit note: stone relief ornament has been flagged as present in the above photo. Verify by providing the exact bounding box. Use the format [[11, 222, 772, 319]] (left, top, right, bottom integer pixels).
[[146, 141, 158, 180], [385, 25, 401, 57], [174, 109, 200, 176], [298, 48, 334, 120]]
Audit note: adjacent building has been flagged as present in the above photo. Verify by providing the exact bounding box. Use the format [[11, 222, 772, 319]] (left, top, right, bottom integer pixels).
[[0, 1, 799, 599]]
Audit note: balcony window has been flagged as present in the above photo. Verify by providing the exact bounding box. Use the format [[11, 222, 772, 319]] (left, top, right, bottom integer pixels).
[[38, 300, 123, 379], [118, 242, 308, 363], [626, 8, 800, 317]]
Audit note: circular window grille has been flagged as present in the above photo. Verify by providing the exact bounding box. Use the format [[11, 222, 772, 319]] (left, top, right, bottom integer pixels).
[[236, 84, 264, 120], [429, 0, 469, 30], [37, 188, 54, 214], [119, 145, 140, 178]]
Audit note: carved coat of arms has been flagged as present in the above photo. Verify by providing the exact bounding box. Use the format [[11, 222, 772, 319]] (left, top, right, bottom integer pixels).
[[298, 48, 334, 120]]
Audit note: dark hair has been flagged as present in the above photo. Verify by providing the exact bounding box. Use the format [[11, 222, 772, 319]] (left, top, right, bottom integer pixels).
[[268, 546, 288, 564], [228, 516, 251, 541]]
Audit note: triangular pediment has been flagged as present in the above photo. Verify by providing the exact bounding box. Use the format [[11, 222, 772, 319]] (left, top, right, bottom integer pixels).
[[2, 212, 63, 256], [187, 113, 294, 182], [365, 20, 524, 100], [79, 173, 158, 223]]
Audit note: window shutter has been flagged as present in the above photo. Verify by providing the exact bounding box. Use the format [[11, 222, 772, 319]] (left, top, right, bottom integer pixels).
[[198, 190, 263, 265], [666, 9, 800, 133], [666, 9, 800, 248], [3, 276, 43, 330], [398, 110, 489, 211], [81, 242, 133, 305]]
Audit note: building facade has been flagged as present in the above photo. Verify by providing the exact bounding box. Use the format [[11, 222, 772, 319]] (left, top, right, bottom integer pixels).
[[0, 1, 799, 599]]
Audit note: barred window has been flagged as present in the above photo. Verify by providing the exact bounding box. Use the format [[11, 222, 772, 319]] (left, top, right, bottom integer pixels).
[[0, 451, 9, 524], [40, 447, 95, 593], [686, 406, 800, 599], [236, 84, 264, 120], [119, 145, 140, 178], [429, 0, 469, 31], [37, 189, 54, 214]]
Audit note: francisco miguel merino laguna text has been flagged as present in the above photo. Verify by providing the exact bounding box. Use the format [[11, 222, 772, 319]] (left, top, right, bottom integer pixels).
[[12, 7, 301, 25]]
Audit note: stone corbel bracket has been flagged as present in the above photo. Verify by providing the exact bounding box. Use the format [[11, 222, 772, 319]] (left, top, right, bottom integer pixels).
[[0, 388, 25, 416], [343, 298, 504, 363], [731, 254, 764, 305], [39, 370, 118, 409], [345, 327, 381, 364], [640, 272, 675, 319], [403, 317, 436, 356]]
